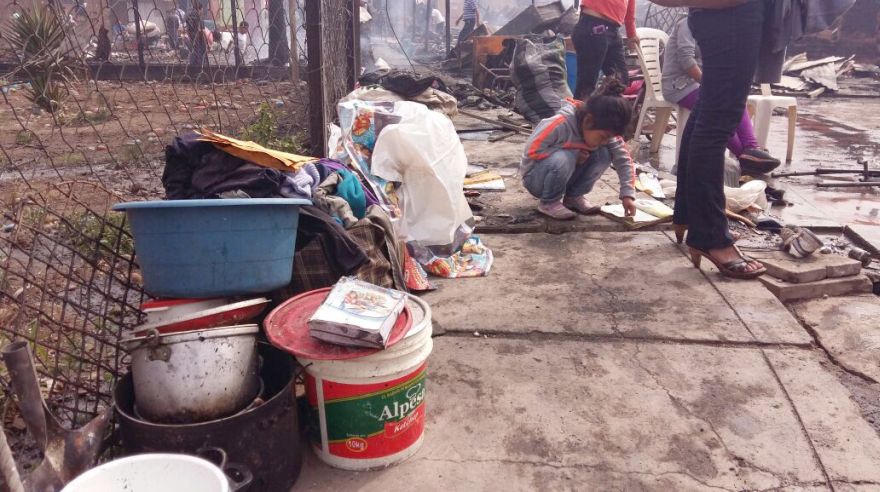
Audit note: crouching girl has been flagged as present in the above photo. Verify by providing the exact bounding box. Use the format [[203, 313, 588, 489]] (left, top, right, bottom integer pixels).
[[520, 80, 637, 220]]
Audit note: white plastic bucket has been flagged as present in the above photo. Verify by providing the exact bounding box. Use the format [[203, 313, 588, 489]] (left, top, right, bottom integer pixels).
[[62, 454, 229, 492], [298, 295, 433, 470]]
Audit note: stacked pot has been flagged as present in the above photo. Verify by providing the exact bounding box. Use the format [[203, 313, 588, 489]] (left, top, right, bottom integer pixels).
[[120, 298, 269, 424], [112, 198, 311, 491]]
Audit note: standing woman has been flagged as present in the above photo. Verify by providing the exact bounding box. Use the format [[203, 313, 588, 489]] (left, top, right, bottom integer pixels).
[[667, 0, 771, 279], [572, 0, 639, 100]]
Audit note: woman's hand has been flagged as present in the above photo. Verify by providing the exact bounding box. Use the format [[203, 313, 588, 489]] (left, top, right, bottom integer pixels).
[[622, 197, 637, 217], [626, 36, 640, 52]]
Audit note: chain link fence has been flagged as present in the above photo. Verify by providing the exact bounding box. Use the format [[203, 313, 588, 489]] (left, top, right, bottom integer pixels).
[[0, 0, 325, 469]]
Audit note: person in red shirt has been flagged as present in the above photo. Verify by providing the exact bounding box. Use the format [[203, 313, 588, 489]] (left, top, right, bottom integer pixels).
[[571, 0, 639, 100]]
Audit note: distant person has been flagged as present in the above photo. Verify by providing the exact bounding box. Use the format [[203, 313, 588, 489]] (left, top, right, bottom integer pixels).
[[572, 0, 638, 100], [237, 21, 254, 64], [520, 79, 637, 221], [186, 0, 208, 67], [95, 24, 111, 61], [662, 15, 780, 175], [165, 7, 181, 50], [430, 8, 445, 36], [455, 0, 479, 47], [360, 0, 375, 71]]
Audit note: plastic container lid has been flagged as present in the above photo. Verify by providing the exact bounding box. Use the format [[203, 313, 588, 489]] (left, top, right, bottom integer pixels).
[[132, 298, 270, 336], [404, 295, 429, 339], [264, 288, 413, 361]]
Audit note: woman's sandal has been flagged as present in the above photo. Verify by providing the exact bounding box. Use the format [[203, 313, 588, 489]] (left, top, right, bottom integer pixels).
[[688, 245, 766, 280]]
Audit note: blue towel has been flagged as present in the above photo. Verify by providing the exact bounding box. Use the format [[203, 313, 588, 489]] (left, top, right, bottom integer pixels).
[[335, 168, 367, 219]]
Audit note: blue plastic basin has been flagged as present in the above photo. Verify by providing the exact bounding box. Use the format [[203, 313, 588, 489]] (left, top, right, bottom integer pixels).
[[113, 198, 311, 298]]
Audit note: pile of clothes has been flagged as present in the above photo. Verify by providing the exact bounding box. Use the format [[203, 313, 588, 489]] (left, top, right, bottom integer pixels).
[[163, 134, 406, 296], [161, 94, 494, 297]]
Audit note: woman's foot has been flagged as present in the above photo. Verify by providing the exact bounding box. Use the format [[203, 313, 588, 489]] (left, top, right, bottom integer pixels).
[[738, 148, 781, 175], [689, 244, 765, 279], [537, 201, 577, 220], [563, 195, 601, 215]]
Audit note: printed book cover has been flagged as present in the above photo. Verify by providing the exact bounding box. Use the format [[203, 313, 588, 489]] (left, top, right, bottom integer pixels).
[[308, 277, 407, 348]]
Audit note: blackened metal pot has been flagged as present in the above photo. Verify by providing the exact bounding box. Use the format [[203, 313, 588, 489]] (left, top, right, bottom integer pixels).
[[114, 344, 303, 492]]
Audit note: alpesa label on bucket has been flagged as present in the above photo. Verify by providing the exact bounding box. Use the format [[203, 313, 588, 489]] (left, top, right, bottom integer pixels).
[[307, 363, 427, 460]]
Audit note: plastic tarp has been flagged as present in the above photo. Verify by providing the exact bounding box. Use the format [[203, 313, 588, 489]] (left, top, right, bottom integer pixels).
[[371, 102, 474, 248], [511, 36, 572, 123]]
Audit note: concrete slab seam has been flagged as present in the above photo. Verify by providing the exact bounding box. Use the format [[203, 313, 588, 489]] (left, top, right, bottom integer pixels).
[[785, 304, 880, 385], [438, 330, 814, 350], [760, 348, 835, 491], [631, 344, 803, 490], [412, 456, 741, 491]]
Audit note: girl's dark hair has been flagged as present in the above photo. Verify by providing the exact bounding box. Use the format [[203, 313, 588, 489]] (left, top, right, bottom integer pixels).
[[576, 78, 632, 136]]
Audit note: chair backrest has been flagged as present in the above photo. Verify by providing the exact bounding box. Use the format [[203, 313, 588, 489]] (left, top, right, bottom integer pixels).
[[636, 27, 669, 103]]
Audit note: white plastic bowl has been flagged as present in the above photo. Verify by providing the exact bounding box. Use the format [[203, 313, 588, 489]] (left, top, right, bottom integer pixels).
[[62, 454, 229, 492]]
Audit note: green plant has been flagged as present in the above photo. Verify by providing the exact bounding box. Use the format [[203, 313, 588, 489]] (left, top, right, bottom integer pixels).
[[4, 8, 80, 113], [15, 129, 35, 145], [59, 211, 134, 261], [240, 103, 306, 154], [64, 108, 112, 126]]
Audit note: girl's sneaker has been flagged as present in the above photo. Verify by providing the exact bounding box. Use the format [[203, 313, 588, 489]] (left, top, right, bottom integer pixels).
[[563, 195, 601, 215], [537, 201, 577, 220]]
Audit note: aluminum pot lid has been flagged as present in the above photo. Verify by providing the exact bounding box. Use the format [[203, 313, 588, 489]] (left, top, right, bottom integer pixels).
[[120, 324, 260, 347]]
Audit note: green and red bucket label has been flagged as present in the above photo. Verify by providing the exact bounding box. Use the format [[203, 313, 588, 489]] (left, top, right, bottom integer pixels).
[[306, 363, 427, 459]]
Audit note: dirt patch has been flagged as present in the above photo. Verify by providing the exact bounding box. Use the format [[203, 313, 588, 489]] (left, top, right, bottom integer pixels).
[[0, 79, 308, 200], [662, 434, 720, 480], [504, 426, 557, 461], [689, 376, 777, 439]]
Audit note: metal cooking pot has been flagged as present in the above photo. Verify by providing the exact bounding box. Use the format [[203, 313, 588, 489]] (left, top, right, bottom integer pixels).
[[121, 324, 260, 424], [114, 344, 303, 492]]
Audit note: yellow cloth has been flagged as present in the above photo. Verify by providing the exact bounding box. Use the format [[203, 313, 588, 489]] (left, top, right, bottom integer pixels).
[[196, 130, 317, 172]]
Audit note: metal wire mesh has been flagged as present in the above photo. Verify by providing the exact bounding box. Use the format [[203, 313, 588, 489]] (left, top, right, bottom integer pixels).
[[641, 5, 686, 33], [0, 182, 144, 426], [0, 0, 311, 435]]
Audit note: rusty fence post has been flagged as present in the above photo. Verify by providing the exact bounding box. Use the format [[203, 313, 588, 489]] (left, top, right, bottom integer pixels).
[[131, 0, 145, 67]]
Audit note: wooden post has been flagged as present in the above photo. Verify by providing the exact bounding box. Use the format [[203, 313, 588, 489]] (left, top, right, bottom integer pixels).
[[411, 0, 416, 38], [230, 0, 241, 67], [349, 0, 360, 85], [289, 0, 299, 82], [131, 0, 145, 67], [444, 0, 450, 56], [305, 0, 359, 156], [305, 0, 325, 155], [423, 0, 430, 51]]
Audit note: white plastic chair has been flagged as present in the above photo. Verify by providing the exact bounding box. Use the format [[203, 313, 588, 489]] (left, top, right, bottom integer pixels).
[[632, 27, 677, 155], [747, 84, 797, 162]]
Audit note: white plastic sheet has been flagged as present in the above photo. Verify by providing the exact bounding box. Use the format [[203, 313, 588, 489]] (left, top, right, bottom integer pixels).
[[371, 102, 473, 247], [725, 179, 768, 213]]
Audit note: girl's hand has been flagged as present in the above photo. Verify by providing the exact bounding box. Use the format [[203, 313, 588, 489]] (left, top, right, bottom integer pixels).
[[622, 197, 637, 217]]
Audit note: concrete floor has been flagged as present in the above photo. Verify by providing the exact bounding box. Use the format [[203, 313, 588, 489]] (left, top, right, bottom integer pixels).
[[295, 95, 880, 490]]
